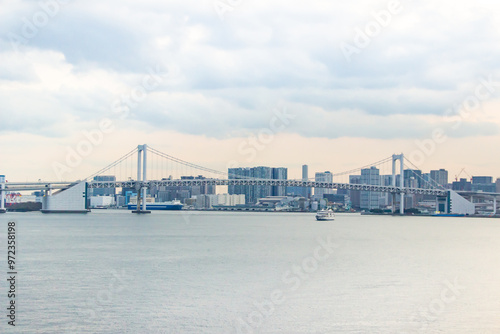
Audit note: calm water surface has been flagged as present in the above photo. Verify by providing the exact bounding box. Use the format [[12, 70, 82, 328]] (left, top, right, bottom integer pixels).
[[0, 211, 499, 333]]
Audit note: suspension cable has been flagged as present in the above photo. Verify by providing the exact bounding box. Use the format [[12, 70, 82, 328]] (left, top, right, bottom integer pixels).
[[85, 148, 138, 181], [404, 158, 447, 190], [147, 146, 262, 180]]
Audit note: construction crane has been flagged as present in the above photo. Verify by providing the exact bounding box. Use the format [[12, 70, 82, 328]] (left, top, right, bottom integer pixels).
[[455, 168, 473, 182]]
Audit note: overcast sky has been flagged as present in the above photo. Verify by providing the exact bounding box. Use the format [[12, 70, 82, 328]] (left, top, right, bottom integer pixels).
[[1, 0, 500, 181]]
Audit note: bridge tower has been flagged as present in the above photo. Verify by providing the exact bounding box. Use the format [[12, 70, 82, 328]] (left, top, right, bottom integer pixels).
[[392, 154, 405, 214], [133, 144, 151, 214], [0, 175, 5, 213]]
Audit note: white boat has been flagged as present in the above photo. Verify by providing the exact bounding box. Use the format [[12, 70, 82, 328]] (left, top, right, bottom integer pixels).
[[316, 209, 335, 221]]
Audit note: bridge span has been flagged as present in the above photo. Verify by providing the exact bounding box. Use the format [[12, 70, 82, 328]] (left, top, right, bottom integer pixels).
[[87, 179, 448, 196]]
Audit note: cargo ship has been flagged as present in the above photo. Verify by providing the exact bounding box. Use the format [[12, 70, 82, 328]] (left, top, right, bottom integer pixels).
[[127, 200, 183, 211]]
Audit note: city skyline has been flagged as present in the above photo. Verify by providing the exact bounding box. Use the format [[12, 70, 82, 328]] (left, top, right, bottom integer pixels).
[[1, 142, 500, 183]]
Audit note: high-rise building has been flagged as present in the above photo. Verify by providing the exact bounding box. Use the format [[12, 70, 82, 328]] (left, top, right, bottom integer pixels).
[[471, 176, 496, 192], [302, 165, 308, 180], [314, 171, 333, 198], [349, 175, 361, 208], [183, 175, 216, 197], [452, 178, 472, 191], [289, 165, 312, 198], [360, 167, 380, 210], [404, 169, 422, 188], [380, 175, 393, 186], [496, 178, 500, 193], [302, 165, 312, 198], [252, 166, 273, 201], [272, 167, 288, 196], [380, 175, 394, 206], [430, 169, 449, 188], [422, 173, 431, 189], [228, 166, 288, 204], [153, 175, 215, 203], [228, 167, 253, 202], [92, 176, 116, 196], [472, 176, 493, 184]]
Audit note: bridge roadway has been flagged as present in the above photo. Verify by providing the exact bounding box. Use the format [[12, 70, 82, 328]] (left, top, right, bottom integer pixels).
[[3, 182, 79, 192], [86, 179, 448, 196], [2, 179, 448, 195], [7, 179, 500, 198]]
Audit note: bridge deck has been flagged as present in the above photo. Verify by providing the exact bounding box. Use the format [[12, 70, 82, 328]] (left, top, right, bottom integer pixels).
[[85, 179, 447, 196], [5, 179, 500, 198]]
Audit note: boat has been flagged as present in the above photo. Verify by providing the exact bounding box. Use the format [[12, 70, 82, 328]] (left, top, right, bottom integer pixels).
[[127, 200, 183, 211], [316, 209, 335, 221], [432, 213, 466, 217]]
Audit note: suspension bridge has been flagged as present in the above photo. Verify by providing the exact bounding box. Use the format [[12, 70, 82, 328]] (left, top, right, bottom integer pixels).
[[0, 144, 496, 215]]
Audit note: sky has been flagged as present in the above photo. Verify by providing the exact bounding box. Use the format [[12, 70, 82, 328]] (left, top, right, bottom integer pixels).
[[1, 0, 500, 182]]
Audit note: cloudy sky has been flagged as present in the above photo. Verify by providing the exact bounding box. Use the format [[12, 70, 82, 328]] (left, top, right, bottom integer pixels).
[[1, 0, 500, 181]]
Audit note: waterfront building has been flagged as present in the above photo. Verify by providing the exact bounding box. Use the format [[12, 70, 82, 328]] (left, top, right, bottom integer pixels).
[[217, 194, 246, 206], [360, 167, 380, 210], [116, 195, 126, 207], [452, 178, 472, 191], [152, 175, 215, 203], [272, 167, 288, 196], [253, 167, 273, 200], [324, 194, 350, 209], [379, 175, 394, 207], [471, 176, 496, 193], [302, 165, 312, 198], [404, 169, 422, 188], [92, 176, 116, 196], [430, 169, 449, 188], [193, 194, 246, 209], [349, 175, 361, 208], [421, 173, 431, 189], [286, 187, 304, 197], [228, 166, 288, 204], [286, 165, 311, 198], [314, 171, 333, 199], [228, 168, 253, 202], [90, 196, 115, 208], [473, 176, 493, 184], [402, 170, 423, 209]]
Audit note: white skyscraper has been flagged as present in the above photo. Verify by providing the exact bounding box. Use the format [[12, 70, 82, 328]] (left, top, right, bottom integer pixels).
[[302, 165, 312, 198], [315, 171, 334, 198]]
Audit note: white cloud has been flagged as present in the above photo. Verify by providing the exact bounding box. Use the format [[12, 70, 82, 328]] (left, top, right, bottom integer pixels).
[[1, 0, 500, 179]]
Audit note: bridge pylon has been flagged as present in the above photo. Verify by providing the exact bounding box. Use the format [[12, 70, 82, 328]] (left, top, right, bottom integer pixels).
[[392, 154, 405, 215], [0, 175, 6, 213], [132, 144, 151, 214]]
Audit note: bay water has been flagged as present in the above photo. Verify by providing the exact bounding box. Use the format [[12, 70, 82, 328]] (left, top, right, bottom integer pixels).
[[1, 211, 499, 333]]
